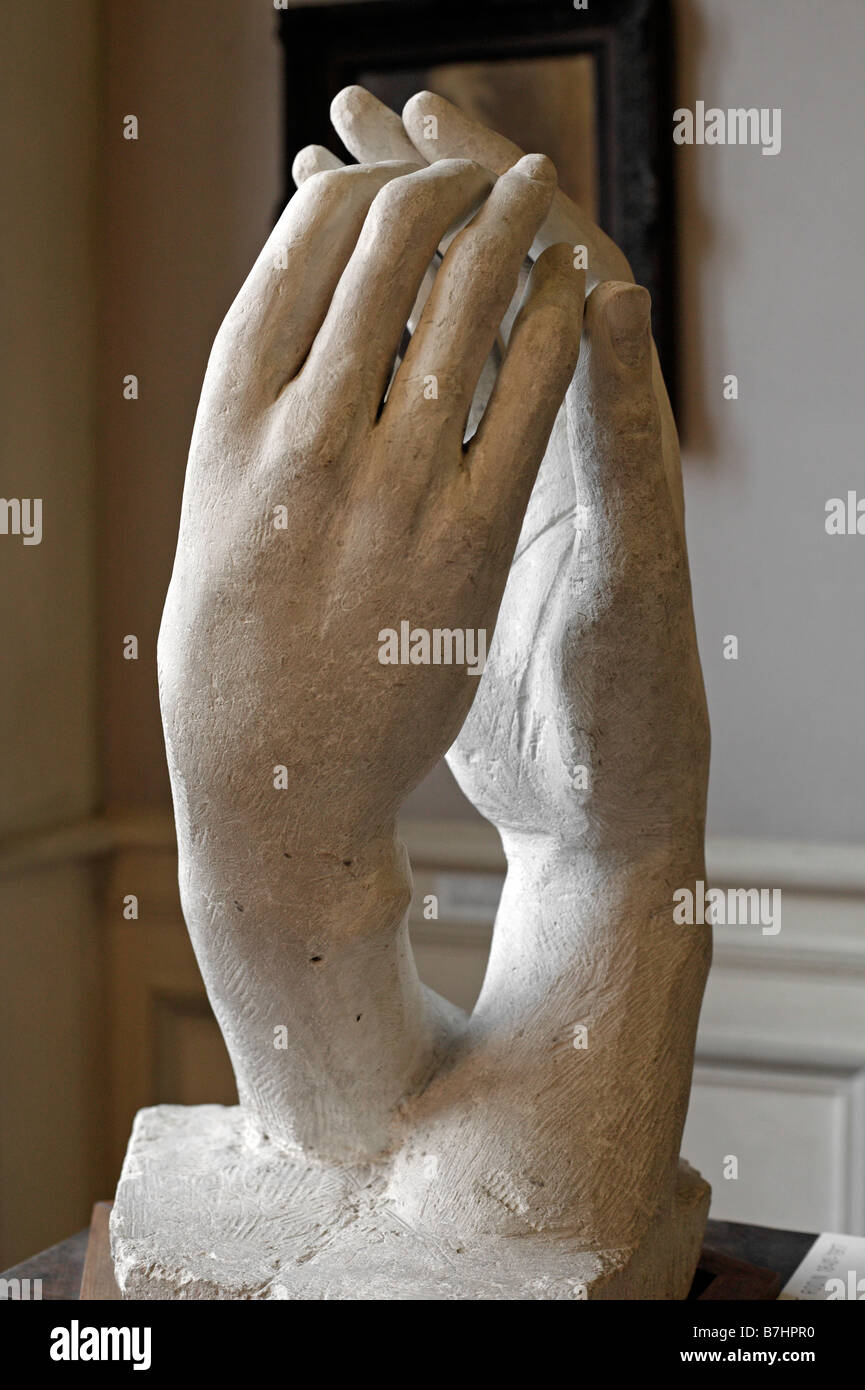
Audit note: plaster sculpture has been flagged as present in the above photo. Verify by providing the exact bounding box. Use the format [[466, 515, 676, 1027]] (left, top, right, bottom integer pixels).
[[111, 89, 711, 1300]]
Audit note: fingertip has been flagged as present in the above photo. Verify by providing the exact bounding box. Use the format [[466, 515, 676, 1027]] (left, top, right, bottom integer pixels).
[[535, 241, 584, 281], [514, 153, 557, 185], [402, 90, 449, 149], [291, 144, 343, 187], [590, 281, 652, 369], [332, 84, 421, 164], [402, 89, 441, 124], [526, 248, 586, 341], [291, 149, 311, 188], [490, 154, 557, 230], [330, 84, 367, 125]]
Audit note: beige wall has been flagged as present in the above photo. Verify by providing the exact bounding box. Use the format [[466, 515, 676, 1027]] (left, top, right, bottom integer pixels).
[[675, 0, 865, 844], [0, 0, 104, 1266], [100, 0, 282, 806], [0, 3, 99, 834]]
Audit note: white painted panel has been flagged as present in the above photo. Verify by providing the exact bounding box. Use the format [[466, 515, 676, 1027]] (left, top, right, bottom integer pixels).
[[684, 1064, 862, 1234]]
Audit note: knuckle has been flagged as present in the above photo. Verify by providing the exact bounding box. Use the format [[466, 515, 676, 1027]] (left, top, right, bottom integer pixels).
[[302, 166, 354, 212], [368, 175, 414, 228]]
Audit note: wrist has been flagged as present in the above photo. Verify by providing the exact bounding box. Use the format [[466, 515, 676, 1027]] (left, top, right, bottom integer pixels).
[[174, 822, 448, 1160], [478, 830, 709, 1005]]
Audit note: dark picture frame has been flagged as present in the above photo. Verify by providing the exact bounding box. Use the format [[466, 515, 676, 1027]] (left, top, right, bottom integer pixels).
[[278, 0, 676, 397]]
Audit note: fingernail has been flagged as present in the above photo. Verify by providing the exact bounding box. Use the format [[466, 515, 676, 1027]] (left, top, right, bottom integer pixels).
[[606, 285, 651, 367]]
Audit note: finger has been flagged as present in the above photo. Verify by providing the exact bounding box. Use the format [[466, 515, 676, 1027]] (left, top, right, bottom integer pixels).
[[568, 281, 676, 567], [300, 159, 493, 421], [467, 244, 584, 519], [292, 143, 344, 186], [331, 84, 423, 165], [214, 162, 419, 399], [291, 144, 444, 371], [327, 85, 564, 273], [327, 87, 493, 377], [328, 85, 504, 344], [400, 90, 685, 531], [402, 90, 631, 284], [383, 155, 557, 447]]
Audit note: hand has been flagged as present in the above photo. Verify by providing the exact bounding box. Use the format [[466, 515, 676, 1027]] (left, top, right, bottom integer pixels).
[[292, 90, 712, 1255], [295, 87, 703, 854], [158, 152, 585, 1157]]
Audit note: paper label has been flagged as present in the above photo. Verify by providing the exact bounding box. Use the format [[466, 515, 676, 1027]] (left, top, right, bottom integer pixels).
[[779, 1232, 865, 1300]]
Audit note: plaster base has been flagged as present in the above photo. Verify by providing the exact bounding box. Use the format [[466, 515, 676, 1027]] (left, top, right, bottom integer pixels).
[[110, 1105, 710, 1300]]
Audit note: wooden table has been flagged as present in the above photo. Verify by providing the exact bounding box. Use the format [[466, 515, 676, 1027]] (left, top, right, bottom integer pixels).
[[2, 1208, 815, 1300]]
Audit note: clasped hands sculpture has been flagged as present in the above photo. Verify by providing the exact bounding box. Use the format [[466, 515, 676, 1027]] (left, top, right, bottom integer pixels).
[[115, 88, 712, 1300]]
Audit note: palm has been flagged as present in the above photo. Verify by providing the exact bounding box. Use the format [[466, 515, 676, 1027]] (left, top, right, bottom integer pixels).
[[446, 410, 581, 830]]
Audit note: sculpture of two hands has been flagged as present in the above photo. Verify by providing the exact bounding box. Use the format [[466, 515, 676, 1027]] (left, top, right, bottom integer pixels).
[[149, 87, 712, 1299]]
